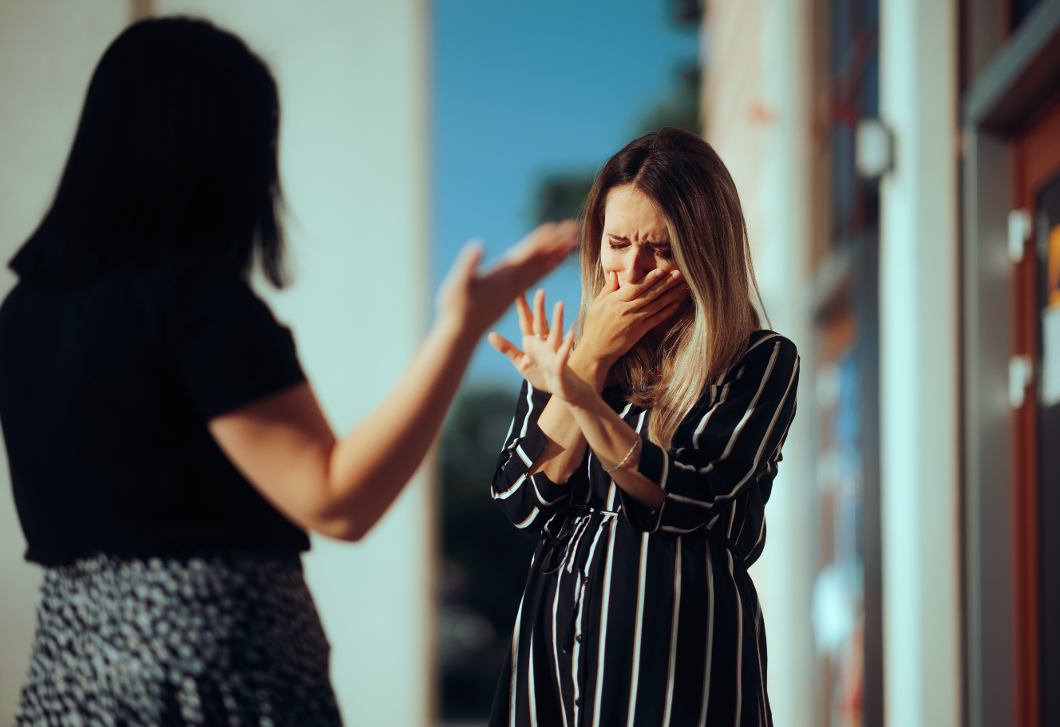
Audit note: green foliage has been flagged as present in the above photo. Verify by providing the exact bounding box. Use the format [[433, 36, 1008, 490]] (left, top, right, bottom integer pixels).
[[440, 386, 537, 639], [439, 385, 539, 717], [638, 63, 702, 136], [535, 172, 597, 225]]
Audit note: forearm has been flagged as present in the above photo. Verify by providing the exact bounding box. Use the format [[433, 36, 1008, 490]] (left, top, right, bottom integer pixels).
[[321, 320, 475, 538], [531, 350, 607, 482], [565, 394, 666, 510]]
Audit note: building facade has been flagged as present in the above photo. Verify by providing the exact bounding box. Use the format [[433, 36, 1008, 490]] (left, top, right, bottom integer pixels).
[[702, 0, 1060, 725]]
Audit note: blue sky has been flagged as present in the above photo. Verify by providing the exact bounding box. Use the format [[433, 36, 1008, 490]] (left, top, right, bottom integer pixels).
[[432, 0, 700, 387]]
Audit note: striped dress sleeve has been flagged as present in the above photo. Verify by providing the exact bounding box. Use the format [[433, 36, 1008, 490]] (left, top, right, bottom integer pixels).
[[622, 335, 800, 534], [491, 380, 579, 532]]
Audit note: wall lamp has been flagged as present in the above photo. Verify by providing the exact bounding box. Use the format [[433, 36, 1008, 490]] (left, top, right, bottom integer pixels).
[[855, 118, 895, 179]]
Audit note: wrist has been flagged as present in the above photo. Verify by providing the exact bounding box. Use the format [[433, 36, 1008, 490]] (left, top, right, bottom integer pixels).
[[569, 350, 609, 392], [431, 313, 479, 352]]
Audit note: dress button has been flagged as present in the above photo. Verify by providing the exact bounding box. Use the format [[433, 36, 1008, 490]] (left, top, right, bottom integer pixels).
[[576, 634, 582, 643], [574, 698, 580, 707]]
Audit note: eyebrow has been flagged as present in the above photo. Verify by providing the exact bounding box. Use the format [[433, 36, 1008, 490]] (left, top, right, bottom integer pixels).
[[606, 233, 671, 246]]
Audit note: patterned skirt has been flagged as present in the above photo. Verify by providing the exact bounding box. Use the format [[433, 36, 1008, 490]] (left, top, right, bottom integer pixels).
[[15, 550, 342, 727]]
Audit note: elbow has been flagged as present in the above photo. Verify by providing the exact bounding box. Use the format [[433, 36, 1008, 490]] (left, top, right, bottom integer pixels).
[[310, 496, 377, 542], [310, 514, 373, 543], [299, 490, 376, 543], [307, 491, 381, 542]]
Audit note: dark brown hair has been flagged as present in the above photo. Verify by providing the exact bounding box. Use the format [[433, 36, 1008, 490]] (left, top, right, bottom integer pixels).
[[10, 17, 286, 288]]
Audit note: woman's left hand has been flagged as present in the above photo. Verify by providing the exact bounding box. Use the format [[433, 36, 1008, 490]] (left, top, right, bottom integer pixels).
[[489, 290, 595, 406]]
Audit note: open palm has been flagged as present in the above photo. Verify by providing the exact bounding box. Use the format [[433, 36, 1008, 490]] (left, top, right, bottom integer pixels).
[[489, 290, 593, 405]]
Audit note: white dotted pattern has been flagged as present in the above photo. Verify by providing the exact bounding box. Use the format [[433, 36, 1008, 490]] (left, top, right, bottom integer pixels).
[[14, 551, 341, 727]]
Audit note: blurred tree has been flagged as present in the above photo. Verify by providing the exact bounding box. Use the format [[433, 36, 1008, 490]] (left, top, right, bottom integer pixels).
[[439, 385, 538, 718], [638, 63, 701, 135], [671, 0, 704, 27], [535, 173, 596, 225]]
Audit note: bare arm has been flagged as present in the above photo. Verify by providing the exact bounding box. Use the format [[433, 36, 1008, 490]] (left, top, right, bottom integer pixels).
[[209, 222, 579, 541]]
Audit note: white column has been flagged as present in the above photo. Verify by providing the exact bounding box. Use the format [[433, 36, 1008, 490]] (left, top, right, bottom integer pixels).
[[878, 0, 962, 725], [703, 0, 816, 724]]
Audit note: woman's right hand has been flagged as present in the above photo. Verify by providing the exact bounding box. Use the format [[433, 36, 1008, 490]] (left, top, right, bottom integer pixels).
[[576, 268, 688, 369]]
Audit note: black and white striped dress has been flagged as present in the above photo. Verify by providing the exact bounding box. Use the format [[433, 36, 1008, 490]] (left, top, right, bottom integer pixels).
[[489, 330, 799, 727]]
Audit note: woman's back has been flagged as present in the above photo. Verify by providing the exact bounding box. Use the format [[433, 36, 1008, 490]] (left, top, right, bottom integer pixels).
[[0, 255, 308, 565]]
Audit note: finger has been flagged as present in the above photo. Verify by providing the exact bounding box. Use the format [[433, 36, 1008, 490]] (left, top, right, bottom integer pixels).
[[549, 301, 564, 346], [642, 281, 690, 316], [442, 240, 484, 291], [594, 270, 620, 303], [557, 327, 576, 365], [624, 268, 677, 302], [642, 300, 685, 330], [533, 289, 548, 337], [488, 332, 524, 363], [514, 293, 532, 336]]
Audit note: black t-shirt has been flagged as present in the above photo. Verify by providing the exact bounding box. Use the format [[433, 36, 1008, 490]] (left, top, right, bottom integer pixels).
[[0, 255, 310, 565]]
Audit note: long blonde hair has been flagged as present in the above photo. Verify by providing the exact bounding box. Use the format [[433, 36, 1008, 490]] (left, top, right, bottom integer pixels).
[[577, 127, 766, 451]]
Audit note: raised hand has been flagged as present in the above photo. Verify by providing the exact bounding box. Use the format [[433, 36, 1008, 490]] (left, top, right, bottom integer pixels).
[[437, 220, 579, 342], [489, 290, 594, 405]]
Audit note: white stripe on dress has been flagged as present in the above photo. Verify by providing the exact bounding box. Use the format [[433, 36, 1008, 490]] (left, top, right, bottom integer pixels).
[[711, 344, 793, 503], [591, 517, 619, 727], [528, 632, 538, 727], [520, 384, 536, 437], [693, 383, 730, 449], [730, 550, 743, 727], [698, 542, 716, 727], [517, 445, 533, 467], [533, 476, 565, 507], [551, 566, 571, 727], [718, 344, 781, 462], [515, 508, 539, 530], [570, 515, 610, 724], [510, 592, 526, 727], [571, 575, 587, 727], [493, 474, 527, 500], [625, 533, 650, 727], [661, 539, 683, 726]]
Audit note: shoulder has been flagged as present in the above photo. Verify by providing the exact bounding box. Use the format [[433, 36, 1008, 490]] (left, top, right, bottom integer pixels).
[[709, 330, 799, 399], [738, 330, 799, 372]]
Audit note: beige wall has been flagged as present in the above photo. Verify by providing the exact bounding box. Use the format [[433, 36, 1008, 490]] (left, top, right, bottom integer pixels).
[[0, 1, 434, 724], [0, 1, 129, 720]]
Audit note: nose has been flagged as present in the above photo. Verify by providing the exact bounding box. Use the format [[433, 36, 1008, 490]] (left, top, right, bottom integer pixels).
[[622, 246, 655, 284]]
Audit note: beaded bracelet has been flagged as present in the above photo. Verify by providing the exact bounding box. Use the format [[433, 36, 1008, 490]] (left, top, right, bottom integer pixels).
[[602, 436, 641, 473]]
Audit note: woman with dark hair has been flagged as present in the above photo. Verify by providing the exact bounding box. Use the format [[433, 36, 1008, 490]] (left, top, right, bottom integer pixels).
[[488, 127, 799, 726], [0, 17, 576, 727]]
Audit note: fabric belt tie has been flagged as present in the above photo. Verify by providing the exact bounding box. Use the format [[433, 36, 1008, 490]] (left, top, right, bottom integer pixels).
[[539, 504, 748, 654]]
